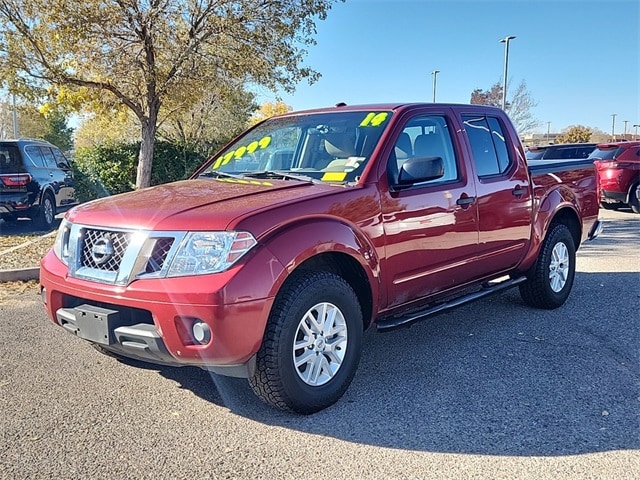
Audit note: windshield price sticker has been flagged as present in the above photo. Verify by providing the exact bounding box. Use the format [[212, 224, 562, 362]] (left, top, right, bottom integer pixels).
[[211, 136, 272, 170], [359, 112, 389, 127]]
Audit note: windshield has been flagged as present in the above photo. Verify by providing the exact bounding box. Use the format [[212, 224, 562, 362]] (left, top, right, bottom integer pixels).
[[198, 110, 393, 183]]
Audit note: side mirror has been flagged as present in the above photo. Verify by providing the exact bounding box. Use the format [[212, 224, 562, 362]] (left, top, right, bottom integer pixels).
[[397, 156, 445, 186]]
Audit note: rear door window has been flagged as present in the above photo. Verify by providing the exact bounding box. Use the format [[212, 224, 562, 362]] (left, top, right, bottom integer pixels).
[[39, 147, 58, 168], [463, 115, 513, 177]]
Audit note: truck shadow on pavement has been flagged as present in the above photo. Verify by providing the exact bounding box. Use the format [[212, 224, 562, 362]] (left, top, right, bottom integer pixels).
[[146, 267, 639, 457]]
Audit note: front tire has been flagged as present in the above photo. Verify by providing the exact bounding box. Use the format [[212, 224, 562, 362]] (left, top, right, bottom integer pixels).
[[249, 271, 363, 414], [519, 223, 576, 309]]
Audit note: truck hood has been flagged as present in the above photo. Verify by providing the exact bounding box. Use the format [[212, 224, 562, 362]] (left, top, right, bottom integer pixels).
[[67, 178, 332, 231]]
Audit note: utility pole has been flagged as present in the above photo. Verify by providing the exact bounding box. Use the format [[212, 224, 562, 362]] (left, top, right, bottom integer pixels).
[[611, 114, 617, 141]]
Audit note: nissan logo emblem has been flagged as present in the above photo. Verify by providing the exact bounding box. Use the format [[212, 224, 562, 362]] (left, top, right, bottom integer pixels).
[[91, 235, 115, 265]]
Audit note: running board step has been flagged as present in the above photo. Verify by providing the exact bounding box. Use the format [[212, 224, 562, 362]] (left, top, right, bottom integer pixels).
[[376, 276, 528, 332]]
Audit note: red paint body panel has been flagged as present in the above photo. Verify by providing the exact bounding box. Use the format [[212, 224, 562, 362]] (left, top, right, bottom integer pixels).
[[591, 141, 640, 206], [39, 103, 600, 372]]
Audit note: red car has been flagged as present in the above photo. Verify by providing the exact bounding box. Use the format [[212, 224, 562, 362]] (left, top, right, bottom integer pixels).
[[590, 141, 640, 213]]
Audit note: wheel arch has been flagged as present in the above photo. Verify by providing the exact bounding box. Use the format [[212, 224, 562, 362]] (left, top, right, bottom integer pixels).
[[264, 220, 379, 329], [549, 207, 581, 249], [290, 252, 374, 330], [39, 185, 56, 207], [518, 187, 583, 273]]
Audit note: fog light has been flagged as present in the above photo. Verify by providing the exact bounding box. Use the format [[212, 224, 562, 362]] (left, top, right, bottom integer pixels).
[[192, 321, 211, 345]]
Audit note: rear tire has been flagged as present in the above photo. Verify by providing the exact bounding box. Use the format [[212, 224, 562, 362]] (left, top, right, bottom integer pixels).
[[629, 184, 640, 214], [519, 224, 576, 309], [249, 271, 363, 414], [35, 192, 56, 231]]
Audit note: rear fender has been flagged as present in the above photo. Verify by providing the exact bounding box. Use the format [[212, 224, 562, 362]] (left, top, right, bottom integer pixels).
[[518, 186, 581, 272]]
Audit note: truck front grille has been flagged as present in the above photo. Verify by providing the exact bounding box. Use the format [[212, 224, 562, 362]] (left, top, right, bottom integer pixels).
[[146, 238, 175, 273], [81, 229, 132, 271], [62, 223, 185, 285]]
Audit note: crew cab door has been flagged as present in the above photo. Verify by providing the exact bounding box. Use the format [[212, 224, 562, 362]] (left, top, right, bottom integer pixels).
[[381, 111, 479, 308], [460, 113, 532, 275]]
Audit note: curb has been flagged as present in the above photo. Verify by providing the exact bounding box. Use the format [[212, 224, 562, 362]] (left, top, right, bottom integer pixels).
[[0, 267, 40, 282]]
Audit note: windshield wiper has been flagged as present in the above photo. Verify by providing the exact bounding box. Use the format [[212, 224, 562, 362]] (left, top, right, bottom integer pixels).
[[243, 171, 316, 183], [198, 170, 245, 180]]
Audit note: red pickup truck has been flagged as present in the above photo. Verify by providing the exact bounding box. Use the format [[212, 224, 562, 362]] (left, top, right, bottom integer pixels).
[[40, 103, 602, 413]]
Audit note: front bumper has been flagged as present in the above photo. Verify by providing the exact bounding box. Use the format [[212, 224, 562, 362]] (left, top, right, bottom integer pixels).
[[40, 248, 283, 377]]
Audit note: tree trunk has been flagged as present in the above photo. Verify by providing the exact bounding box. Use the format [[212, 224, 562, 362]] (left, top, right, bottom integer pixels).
[[136, 119, 157, 189]]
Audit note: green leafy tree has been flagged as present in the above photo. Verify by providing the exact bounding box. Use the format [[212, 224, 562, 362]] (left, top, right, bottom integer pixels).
[[74, 109, 140, 149], [73, 141, 206, 202], [470, 80, 539, 134], [0, 0, 342, 189], [42, 110, 73, 151], [555, 125, 593, 144]]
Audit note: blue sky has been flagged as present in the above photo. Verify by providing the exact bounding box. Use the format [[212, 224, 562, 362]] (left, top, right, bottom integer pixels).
[[256, 0, 639, 135]]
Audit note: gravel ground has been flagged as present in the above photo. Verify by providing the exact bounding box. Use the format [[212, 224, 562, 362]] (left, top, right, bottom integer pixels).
[[0, 221, 57, 271]]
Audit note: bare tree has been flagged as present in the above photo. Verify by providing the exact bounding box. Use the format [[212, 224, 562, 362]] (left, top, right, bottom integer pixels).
[[470, 80, 539, 134]]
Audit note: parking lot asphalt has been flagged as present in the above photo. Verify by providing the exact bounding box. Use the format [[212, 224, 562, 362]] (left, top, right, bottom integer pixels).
[[0, 208, 638, 479]]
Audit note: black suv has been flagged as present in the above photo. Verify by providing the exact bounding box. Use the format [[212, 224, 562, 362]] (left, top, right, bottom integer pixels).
[[526, 142, 597, 161], [0, 139, 77, 230]]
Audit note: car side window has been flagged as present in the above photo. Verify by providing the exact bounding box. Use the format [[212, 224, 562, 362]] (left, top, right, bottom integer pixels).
[[463, 115, 513, 177], [40, 147, 58, 168], [25, 145, 46, 167], [52, 148, 69, 168], [387, 114, 459, 186]]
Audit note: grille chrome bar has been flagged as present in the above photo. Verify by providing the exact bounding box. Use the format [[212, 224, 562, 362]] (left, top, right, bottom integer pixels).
[[64, 223, 185, 285]]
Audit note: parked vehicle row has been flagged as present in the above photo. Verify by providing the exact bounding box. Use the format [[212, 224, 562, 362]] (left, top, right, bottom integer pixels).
[[0, 138, 77, 230], [526, 142, 596, 161], [526, 140, 640, 214]]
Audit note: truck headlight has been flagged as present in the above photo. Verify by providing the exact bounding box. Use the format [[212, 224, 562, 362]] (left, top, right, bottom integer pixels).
[[53, 218, 71, 265], [167, 231, 257, 277]]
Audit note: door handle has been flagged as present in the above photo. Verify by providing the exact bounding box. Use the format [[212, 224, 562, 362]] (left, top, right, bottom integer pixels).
[[512, 185, 527, 196], [456, 196, 476, 206]]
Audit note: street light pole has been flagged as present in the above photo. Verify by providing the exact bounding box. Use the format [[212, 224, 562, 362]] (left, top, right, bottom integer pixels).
[[431, 70, 440, 103], [12, 93, 18, 139], [546, 121, 551, 143], [499, 35, 516, 110], [623, 120, 628, 140], [634, 124, 640, 141], [611, 114, 617, 141]]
